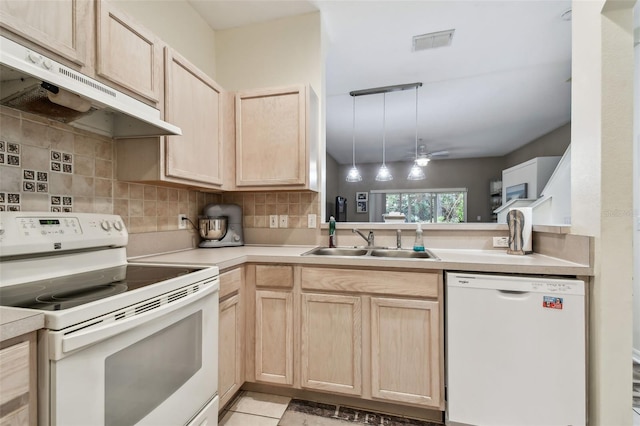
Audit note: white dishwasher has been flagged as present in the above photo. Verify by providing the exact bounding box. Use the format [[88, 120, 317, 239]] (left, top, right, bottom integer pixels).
[[446, 272, 586, 426]]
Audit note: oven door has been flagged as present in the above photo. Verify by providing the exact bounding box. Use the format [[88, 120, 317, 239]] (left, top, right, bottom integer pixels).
[[41, 282, 218, 426]]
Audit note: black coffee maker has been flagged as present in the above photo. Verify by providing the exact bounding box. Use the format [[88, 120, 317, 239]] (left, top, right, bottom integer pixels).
[[335, 196, 347, 222]]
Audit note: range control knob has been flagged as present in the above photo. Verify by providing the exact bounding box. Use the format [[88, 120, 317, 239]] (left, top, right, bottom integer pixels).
[[113, 221, 123, 231], [100, 220, 111, 231]]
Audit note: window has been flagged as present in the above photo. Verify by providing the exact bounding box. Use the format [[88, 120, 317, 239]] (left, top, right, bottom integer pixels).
[[376, 189, 467, 223]]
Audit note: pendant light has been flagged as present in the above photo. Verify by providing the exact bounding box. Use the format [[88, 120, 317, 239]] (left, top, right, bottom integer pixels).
[[375, 93, 393, 181], [346, 95, 362, 182], [408, 86, 426, 180]]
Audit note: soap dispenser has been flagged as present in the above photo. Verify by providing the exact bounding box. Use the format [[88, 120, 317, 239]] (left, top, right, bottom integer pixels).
[[413, 223, 425, 252]]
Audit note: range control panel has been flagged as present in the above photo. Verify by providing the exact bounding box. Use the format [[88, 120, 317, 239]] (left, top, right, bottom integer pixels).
[[0, 212, 128, 256]]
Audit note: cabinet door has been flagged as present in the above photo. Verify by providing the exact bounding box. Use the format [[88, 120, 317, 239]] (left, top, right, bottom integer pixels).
[[235, 86, 306, 187], [370, 297, 442, 408], [0, 0, 90, 66], [219, 294, 243, 409], [0, 335, 36, 426], [255, 290, 293, 385], [95, 0, 161, 103], [301, 293, 362, 395], [165, 47, 224, 186]]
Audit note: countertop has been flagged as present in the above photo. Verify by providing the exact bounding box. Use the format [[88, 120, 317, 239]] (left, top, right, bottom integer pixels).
[[0, 308, 44, 342], [1, 245, 590, 337], [131, 245, 592, 276]]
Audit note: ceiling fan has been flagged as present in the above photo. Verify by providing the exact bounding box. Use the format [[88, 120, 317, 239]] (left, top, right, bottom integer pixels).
[[405, 144, 449, 165]]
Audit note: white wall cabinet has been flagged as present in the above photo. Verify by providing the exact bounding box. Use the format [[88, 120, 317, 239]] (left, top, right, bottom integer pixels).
[[502, 156, 561, 205]]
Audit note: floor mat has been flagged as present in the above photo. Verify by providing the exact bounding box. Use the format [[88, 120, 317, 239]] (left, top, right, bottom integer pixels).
[[278, 399, 441, 426]]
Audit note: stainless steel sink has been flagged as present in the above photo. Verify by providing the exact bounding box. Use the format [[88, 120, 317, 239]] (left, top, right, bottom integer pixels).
[[302, 247, 439, 260], [369, 249, 437, 259], [302, 247, 369, 256]]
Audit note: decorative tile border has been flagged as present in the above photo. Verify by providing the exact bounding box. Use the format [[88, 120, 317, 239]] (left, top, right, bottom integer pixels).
[[0, 140, 21, 167], [50, 195, 73, 212], [0, 192, 21, 211], [50, 150, 73, 174], [22, 169, 49, 193]]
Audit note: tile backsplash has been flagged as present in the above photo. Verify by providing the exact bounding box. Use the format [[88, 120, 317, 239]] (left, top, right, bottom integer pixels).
[[0, 107, 320, 234]]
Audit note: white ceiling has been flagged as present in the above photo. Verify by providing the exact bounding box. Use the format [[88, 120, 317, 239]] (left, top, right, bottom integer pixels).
[[189, 0, 572, 165]]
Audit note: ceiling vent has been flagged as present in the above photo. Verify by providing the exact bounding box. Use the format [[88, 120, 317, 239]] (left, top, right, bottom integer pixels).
[[412, 29, 455, 51]]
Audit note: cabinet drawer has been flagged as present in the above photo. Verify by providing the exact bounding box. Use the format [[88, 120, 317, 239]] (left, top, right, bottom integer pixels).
[[255, 265, 293, 289], [301, 267, 439, 298], [220, 268, 242, 300], [0, 340, 30, 406]]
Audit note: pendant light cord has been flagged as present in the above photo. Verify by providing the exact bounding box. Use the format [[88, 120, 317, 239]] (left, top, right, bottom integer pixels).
[[415, 86, 419, 158], [352, 96, 356, 167], [382, 93, 386, 165]]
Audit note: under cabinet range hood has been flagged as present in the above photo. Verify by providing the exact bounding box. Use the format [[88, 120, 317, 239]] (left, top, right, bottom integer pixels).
[[0, 36, 182, 138]]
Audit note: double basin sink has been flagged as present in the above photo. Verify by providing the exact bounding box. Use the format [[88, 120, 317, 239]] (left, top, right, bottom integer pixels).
[[302, 246, 439, 260]]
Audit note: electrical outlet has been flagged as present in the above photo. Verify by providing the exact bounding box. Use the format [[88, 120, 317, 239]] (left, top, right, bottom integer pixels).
[[279, 215, 288, 228], [178, 214, 187, 229], [269, 215, 278, 228], [493, 236, 509, 248], [307, 214, 317, 228]]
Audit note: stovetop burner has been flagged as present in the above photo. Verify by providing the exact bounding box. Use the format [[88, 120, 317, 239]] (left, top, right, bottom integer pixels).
[[0, 264, 201, 311]]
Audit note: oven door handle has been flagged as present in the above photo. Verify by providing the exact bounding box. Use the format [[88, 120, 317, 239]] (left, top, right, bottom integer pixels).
[[61, 284, 218, 354]]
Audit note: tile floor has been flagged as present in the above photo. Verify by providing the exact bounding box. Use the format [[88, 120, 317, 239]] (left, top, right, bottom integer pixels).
[[220, 390, 640, 426], [219, 391, 291, 426]]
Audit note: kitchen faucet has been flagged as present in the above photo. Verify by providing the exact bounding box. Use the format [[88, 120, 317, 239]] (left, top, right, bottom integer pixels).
[[352, 228, 374, 247]]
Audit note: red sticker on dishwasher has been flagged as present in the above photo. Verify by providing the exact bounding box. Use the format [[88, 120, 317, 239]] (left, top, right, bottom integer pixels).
[[543, 296, 563, 309]]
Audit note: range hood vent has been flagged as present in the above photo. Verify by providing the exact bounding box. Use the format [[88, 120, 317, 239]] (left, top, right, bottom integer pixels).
[[0, 36, 182, 139]]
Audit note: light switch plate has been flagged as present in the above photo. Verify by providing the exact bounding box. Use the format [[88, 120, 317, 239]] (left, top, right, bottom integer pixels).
[[307, 214, 317, 228], [269, 215, 278, 228], [279, 215, 288, 228]]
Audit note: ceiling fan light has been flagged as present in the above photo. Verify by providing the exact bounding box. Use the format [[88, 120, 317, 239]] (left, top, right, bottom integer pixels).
[[407, 162, 426, 180], [375, 164, 393, 181], [346, 166, 362, 182], [416, 156, 430, 167]]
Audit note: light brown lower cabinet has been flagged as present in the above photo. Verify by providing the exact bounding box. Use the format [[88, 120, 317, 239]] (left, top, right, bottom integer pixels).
[[255, 289, 294, 385], [370, 297, 441, 407], [300, 293, 362, 395], [0, 333, 37, 426], [218, 268, 244, 410], [239, 264, 444, 413]]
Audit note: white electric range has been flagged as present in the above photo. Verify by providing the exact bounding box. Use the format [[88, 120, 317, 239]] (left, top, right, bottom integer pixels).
[[0, 212, 219, 426]]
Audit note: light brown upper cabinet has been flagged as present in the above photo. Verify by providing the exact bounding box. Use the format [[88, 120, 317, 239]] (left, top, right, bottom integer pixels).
[[164, 47, 224, 187], [235, 85, 318, 191], [95, 0, 162, 104], [0, 0, 91, 68], [117, 48, 226, 190]]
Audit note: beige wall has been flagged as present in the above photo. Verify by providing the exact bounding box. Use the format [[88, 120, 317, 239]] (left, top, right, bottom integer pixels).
[[214, 12, 322, 94], [572, 0, 635, 423], [504, 123, 571, 168], [112, 0, 217, 78]]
